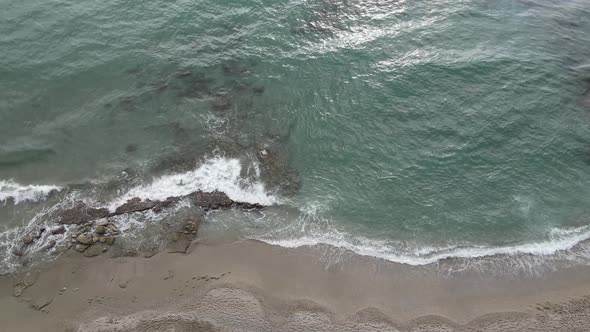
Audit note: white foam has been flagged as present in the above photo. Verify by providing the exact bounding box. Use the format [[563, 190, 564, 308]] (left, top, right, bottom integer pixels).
[[260, 225, 590, 266], [0, 180, 61, 205], [110, 157, 278, 211]]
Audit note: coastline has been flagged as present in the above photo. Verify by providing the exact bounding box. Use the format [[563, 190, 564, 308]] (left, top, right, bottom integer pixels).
[[2, 239, 590, 331]]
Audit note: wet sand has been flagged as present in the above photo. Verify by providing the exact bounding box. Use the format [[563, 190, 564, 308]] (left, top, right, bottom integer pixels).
[[1, 239, 590, 331]]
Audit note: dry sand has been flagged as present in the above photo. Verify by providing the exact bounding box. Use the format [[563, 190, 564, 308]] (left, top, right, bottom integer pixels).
[[1, 239, 590, 331]]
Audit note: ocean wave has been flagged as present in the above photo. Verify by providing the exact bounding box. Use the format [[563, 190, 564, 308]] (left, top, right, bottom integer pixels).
[[110, 157, 278, 211], [259, 225, 590, 266], [0, 180, 62, 205]]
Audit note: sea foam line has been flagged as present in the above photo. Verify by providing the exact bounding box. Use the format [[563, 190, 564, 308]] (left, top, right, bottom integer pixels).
[[0, 180, 62, 205], [259, 225, 590, 266], [110, 157, 278, 211]]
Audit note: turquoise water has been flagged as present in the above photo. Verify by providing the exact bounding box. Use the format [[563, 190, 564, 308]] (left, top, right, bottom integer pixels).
[[1, 0, 590, 270]]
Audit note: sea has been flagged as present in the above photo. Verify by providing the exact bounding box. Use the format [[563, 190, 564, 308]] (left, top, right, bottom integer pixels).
[[1, 0, 590, 273]]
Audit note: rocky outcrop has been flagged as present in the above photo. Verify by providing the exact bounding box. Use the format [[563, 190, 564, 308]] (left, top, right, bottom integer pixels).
[[192, 191, 233, 210], [57, 202, 109, 225], [112, 198, 158, 216], [35, 190, 266, 259]]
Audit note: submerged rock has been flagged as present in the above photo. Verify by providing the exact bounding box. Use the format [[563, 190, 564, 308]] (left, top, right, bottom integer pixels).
[[167, 215, 202, 254], [212, 95, 232, 111], [42, 240, 56, 251], [22, 235, 34, 245], [11, 247, 25, 257]]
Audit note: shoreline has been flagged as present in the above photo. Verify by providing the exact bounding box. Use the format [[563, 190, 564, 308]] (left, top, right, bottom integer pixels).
[[2, 239, 590, 331]]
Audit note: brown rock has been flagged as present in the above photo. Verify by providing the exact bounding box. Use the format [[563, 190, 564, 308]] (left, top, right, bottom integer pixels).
[[57, 201, 109, 225], [95, 225, 106, 235], [113, 197, 158, 215], [76, 233, 93, 245], [75, 243, 89, 252]]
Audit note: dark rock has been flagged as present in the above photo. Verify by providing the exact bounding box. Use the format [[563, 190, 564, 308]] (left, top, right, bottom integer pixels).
[[192, 191, 234, 210], [176, 71, 192, 78], [162, 196, 181, 207], [252, 86, 265, 94], [236, 202, 264, 210], [50, 226, 66, 235], [152, 196, 181, 213], [76, 233, 93, 245], [42, 240, 56, 251], [150, 153, 197, 174], [113, 197, 157, 215], [57, 202, 109, 225], [125, 144, 138, 153]]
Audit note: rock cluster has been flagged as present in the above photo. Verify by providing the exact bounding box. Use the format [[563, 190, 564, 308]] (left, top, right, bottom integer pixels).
[[71, 220, 119, 257], [14, 190, 265, 260]]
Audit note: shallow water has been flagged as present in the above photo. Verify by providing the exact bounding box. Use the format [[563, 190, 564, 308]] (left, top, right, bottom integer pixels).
[[1, 0, 590, 272]]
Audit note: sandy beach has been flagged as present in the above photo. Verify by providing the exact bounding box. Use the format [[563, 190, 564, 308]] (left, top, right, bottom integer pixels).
[[2, 239, 590, 332]]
